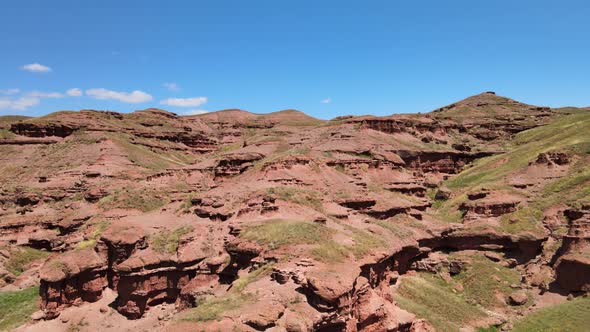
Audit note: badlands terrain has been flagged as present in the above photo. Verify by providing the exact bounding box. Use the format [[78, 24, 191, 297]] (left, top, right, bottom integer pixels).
[[0, 92, 589, 331]]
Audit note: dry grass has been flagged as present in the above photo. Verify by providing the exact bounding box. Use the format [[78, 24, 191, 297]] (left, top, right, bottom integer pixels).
[[4, 247, 49, 276], [150, 226, 194, 254], [240, 219, 329, 249]]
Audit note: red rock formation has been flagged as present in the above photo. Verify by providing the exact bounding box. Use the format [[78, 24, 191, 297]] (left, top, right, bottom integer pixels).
[[39, 249, 108, 318], [460, 193, 521, 218], [534, 151, 570, 166], [214, 152, 264, 177], [10, 122, 78, 138], [554, 205, 590, 292], [397, 150, 494, 174], [2, 93, 585, 331]]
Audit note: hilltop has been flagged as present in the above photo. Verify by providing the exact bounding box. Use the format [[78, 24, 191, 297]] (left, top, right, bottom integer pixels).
[[0, 92, 588, 332]]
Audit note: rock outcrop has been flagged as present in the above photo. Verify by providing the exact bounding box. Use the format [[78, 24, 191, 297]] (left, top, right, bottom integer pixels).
[[1, 92, 587, 331], [39, 249, 108, 318], [554, 205, 590, 292]]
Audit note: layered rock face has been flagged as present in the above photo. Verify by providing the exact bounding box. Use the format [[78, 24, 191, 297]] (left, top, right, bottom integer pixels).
[[555, 205, 590, 292], [39, 249, 108, 318], [38, 223, 229, 319], [1, 92, 589, 331], [10, 122, 78, 138]]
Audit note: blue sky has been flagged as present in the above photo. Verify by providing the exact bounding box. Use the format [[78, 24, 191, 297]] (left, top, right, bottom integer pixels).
[[1, 0, 589, 119]]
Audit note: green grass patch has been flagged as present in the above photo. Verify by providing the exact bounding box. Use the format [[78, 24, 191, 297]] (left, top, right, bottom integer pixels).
[[0, 286, 39, 331], [348, 227, 385, 258], [108, 133, 187, 171], [179, 255, 275, 322], [76, 220, 110, 250], [446, 113, 590, 191], [266, 187, 324, 212], [452, 253, 521, 308], [150, 226, 194, 254], [311, 240, 349, 262], [5, 247, 49, 276], [394, 274, 487, 332], [240, 219, 329, 250], [499, 206, 545, 235], [431, 193, 467, 223], [435, 113, 590, 225], [375, 220, 414, 238], [98, 188, 167, 212], [512, 296, 590, 332], [231, 263, 274, 293], [312, 226, 384, 261], [181, 293, 254, 322]]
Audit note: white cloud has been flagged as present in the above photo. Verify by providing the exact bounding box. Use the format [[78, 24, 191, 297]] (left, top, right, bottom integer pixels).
[[66, 88, 82, 97], [86, 88, 153, 103], [12, 97, 40, 110], [183, 109, 209, 115], [28, 91, 64, 98], [21, 63, 52, 73], [321, 98, 332, 104], [160, 96, 207, 107], [163, 82, 179, 91], [0, 96, 40, 111], [0, 100, 11, 109], [0, 89, 20, 95]]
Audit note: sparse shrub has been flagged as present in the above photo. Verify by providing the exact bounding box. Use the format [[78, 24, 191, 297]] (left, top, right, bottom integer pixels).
[[181, 294, 254, 322], [266, 187, 324, 212], [311, 240, 348, 262], [231, 263, 274, 292], [334, 164, 346, 173], [76, 220, 110, 250], [5, 247, 49, 276], [150, 226, 193, 253]]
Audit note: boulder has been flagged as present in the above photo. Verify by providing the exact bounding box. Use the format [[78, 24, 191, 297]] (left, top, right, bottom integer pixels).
[[509, 291, 528, 305], [434, 187, 451, 200]]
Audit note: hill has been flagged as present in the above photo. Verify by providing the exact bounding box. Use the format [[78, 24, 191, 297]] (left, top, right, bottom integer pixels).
[[0, 93, 588, 332]]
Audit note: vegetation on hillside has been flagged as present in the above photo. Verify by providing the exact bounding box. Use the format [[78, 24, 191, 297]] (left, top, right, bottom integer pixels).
[[451, 253, 523, 308], [98, 188, 167, 212], [393, 252, 529, 331], [76, 220, 110, 250], [181, 293, 254, 322], [447, 113, 589, 191], [512, 296, 590, 332], [0, 287, 39, 331], [266, 187, 324, 212], [240, 219, 329, 249], [180, 264, 273, 322], [434, 113, 590, 233], [4, 247, 49, 276], [393, 273, 487, 332], [150, 226, 194, 254]]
